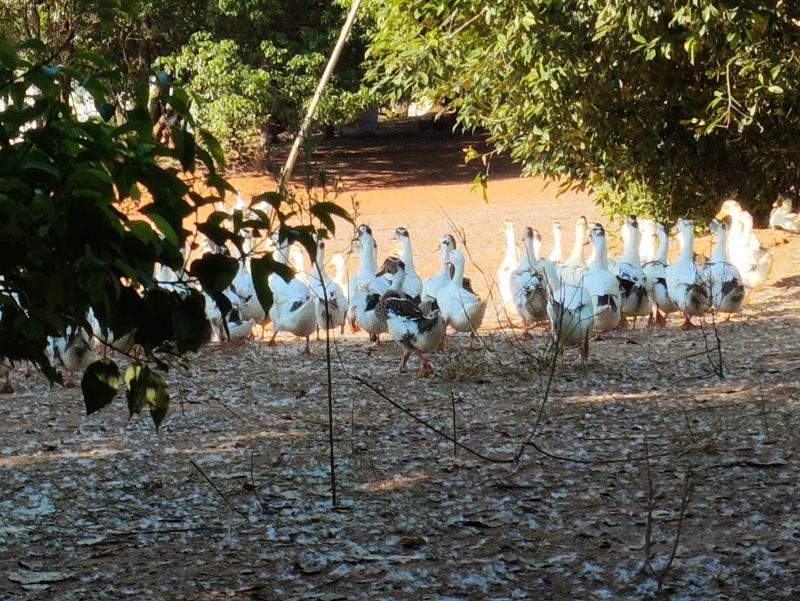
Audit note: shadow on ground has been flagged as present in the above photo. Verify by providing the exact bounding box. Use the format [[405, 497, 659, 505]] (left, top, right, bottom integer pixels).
[[269, 116, 524, 191]]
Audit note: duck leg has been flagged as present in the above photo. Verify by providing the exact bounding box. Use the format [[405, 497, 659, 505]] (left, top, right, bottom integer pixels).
[[367, 334, 380, 349], [618, 315, 629, 329], [656, 311, 668, 327], [417, 350, 434, 378], [398, 351, 411, 373], [64, 370, 76, 389], [680, 314, 700, 330], [647, 306, 657, 329], [520, 318, 534, 340], [302, 336, 311, 355], [267, 330, 278, 346]]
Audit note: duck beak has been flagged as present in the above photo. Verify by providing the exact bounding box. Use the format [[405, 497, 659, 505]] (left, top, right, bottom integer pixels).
[[714, 208, 727, 219]]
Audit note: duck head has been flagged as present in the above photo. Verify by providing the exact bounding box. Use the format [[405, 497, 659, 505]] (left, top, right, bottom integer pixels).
[[716, 199, 742, 220]]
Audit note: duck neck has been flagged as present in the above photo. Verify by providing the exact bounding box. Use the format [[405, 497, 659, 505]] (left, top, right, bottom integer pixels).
[[711, 229, 729, 263], [451, 256, 466, 288], [332, 261, 346, 286], [540, 260, 560, 295], [550, 228, 562, 261], [655, 231, 669, 263], [438, 244, 452, 277], [522, 238, 536, 269], [532, 236, 544, 262], [640, 230, 656, 261], [678, 229, 695, 262], [390, 269, 405, 293], [315, 247, 331, 286], [358, 237, 378, 277], [566, 228, 586, 266], [590, 236, 609, 270], [503, 228, 518, 265], [741, 217, 753, 241], [399, 238, 418, 277], [621, 227, 642, 267], [274, 243, 290, 266]]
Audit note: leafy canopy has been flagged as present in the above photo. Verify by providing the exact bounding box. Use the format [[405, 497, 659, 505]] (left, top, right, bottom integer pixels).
[[0, 0, 378, 164], [366, 0, 800, 220], [0, 35, 350, 429]]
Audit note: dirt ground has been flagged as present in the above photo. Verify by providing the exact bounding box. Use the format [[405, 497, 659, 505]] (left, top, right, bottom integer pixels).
[[3, 121, 800, 600]]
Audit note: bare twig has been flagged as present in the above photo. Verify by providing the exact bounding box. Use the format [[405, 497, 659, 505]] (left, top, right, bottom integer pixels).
[[190, 460, 249, 519], [641, 435, 695, 590], [450, 389, 458, 458]]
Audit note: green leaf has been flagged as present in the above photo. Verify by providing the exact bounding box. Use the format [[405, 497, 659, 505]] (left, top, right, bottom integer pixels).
[[767, 85, 783, 94], [125, 361, 170, 429], [199, 129, 226, 170], [309, 202, 352, 234], [81, 359, 121, 415], [125, 361, 147, 416], [190, 252, 239, 293], [69, 50, 112, 69], [0, 39, 18, 69], [250, 255, 282, 315]]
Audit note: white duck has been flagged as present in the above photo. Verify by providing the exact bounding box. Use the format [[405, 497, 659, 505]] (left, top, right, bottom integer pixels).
[[558, 216, 589, 285], [223, 312, 256, 345], [53, 327, 99, 388], [540, 260, 594, 360], [612, 216, 651, 327], [716, 199, 762, 252], [349, 224, 390, 345], [422, 234, 457, 307], [231, 238, 269, 333], [666, 218, 711, 329], [729, 211, 773, 302], [704, 217, 745, 317], [375, 259, 446, 377], [330, 252, 349, 296], [436, 249, 487, 340], [769, 196, 800, 232], [583, 224, 622, 333], [497, 221, 519, 311], [392, 227, 423, 300], [638, 218, 657, 264], [642, 222, 678, 327], [268, 239, 317, 353], [547, 222, 564, 263], [510, 227, 548, 336], [309, 238, 349, 334]]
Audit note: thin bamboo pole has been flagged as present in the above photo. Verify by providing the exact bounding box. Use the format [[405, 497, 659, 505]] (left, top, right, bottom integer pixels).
[[279, 0, 363, 191]]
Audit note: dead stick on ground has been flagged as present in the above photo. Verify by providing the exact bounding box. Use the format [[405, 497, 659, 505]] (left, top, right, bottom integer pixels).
[[190, 460, 249, 519], [642, 435, 694, 589], [451, 389, 458, 459]]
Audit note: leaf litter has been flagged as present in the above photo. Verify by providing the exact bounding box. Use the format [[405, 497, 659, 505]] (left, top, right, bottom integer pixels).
[[3, 177, 800, 598]]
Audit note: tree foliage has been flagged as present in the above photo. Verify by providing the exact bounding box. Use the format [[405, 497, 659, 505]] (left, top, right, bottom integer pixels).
[[0, 26, 351, 427], [0, 0, 378, 164], [0, 35, 224, 388], [366, 0, 800, 220]]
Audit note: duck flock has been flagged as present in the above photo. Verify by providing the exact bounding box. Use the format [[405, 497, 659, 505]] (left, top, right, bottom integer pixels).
[[1, 195, 794, 392]]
